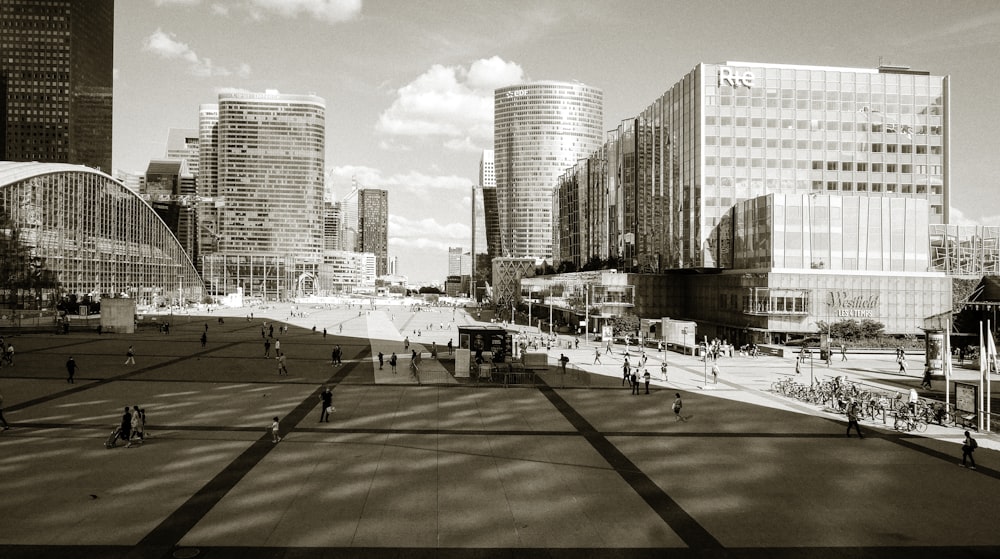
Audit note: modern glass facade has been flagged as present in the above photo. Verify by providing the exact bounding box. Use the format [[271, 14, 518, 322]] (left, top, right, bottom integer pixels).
[[358, 188, 388, 276], [214, 90, 325, 258], [196, 91, 325, 300], [557, 62, 949, 273], [0, 162, 203, 307], [0, 0, 114, 172], [494, 81, 603, 262], [732, 193, 930, 272]]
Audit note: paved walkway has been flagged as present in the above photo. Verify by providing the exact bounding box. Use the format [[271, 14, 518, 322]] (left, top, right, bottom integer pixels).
[[0, 302, 998, 558]]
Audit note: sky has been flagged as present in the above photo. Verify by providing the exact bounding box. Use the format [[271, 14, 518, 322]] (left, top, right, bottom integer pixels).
[[114, 0, 1000, 283]]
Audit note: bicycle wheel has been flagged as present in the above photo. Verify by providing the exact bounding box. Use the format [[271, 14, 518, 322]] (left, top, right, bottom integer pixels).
[[914, 420, 927, 433]]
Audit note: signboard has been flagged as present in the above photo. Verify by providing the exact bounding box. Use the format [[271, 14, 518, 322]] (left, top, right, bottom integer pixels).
[[954, 382, 977, 414], [825, 291, 879, 318], [719, 67, 755, 88]]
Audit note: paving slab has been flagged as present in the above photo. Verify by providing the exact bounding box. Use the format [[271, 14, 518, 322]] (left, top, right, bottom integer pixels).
[[1, 303, 999, 559]]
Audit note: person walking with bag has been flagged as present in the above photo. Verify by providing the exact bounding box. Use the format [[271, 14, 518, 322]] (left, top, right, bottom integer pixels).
[[672, 393, 685, 421], [961, 430, 977, 469], [319, 386, 333, 422], [124, 345, 135, 366], [846, 399, 864, 438]]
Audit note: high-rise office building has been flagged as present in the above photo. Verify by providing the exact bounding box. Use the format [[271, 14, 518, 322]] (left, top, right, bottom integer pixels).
[[144, 159, 197, 262], [197, 90, 325, 299], [494, 82, 603, 262], [214, 90, 325, 256], [557, 61, 949, 272], [166, 128, 200, 175], [0, 0, 113, 171], [358, 188, 388, 276], [475, 149, 500, 258], [197, 104, 220, 255], [323, 201, 343, 251], [448, 247, 463, 277]]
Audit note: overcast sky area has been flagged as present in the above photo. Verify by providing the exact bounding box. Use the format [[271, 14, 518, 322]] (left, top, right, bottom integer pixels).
[[114, 0, 1000, 282]]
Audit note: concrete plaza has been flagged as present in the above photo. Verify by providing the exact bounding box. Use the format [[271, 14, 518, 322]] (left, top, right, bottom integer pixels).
[[0, 303, 997, 559]]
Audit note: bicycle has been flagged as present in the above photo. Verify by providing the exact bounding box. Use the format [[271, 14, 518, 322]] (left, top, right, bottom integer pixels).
[[893, 410, 927, 433]]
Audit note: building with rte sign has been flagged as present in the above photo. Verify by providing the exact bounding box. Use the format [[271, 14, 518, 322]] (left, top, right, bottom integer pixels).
[[552, 61, 953, 344]]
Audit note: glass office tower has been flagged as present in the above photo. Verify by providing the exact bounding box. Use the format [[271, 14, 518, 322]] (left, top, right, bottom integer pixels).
[[198, 90, 325, 300], [494, 82, 603, 263], [0, 0, 114, 172]]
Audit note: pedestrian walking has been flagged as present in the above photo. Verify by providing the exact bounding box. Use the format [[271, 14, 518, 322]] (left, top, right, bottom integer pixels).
[[319, 386, 333, 422], [126, 406, 144, 447], [605, 341, 612, 355], [630, 370, 639, 395], [335, 344, 342, 365], [378, 351, 384, 370], [559, 353, 569, 374], [795, 355, 802, 375], [660, 361, 668, 381], [4, 343, 14, 366], [124, 345, 135, 365], [921, 364, 933, 390], [270, 417, 281, 443], [200, 332, 207, 347], [274, 339, 281, 354], [643, 369, 651, 394], [276, 352, 288, 375], [594, 347, 601, 365], [0, 390, 10, 430], [404, 336, 409, 350], [390, 352, 398, 374], [960, 430, 977, 469], [264, 339, 271, 358], [622, 358, 631, 386], [66, 356, 78, 384], [119, 406, 132, 444], [840, 344, 847, 361], [711, 361, 720, 383], [846, 400, 864, 438], [672, 393, 684, 421]]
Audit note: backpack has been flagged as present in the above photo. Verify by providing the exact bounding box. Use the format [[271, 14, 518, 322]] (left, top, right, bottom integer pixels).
[[971, 437, 978, 450]]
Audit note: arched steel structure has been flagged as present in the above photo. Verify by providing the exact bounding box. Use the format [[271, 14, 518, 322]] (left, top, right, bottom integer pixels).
[[0, 162, 204, 306]]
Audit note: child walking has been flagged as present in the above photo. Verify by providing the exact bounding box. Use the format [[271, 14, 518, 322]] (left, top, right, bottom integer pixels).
[[270, 416, 281, 443]]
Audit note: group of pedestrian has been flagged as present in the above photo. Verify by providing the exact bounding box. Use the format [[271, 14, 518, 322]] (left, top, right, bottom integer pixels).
[[119, 405, 146, 448], [331, 345, 343, 366]]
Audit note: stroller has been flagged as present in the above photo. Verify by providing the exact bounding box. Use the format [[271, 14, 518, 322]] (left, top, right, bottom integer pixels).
[[104, 425, 122, 449]]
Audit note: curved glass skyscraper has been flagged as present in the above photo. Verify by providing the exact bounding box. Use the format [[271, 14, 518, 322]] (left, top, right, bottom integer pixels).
[[494, 82, 603, 262]]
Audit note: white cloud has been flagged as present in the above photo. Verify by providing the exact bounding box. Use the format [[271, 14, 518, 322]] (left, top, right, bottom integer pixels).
[[247, 0, 361, 24], [389, 215, 470, 252], [949, 207, 1000, 227], [142, 29, 251, 78], [327, 165, 471, 194], [376, 56, 525, 151]]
